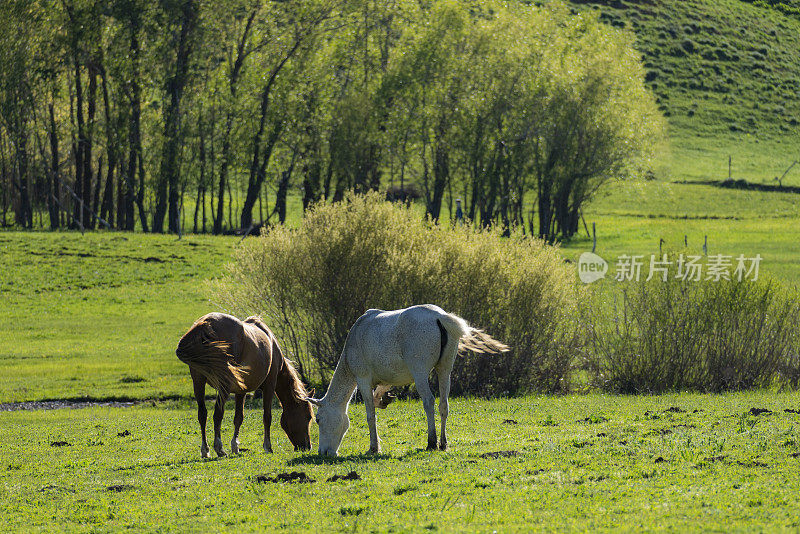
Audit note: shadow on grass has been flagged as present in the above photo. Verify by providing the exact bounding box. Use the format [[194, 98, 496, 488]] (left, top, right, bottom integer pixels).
[[287, 453, 394, 466], [287, 444, 447, 465]]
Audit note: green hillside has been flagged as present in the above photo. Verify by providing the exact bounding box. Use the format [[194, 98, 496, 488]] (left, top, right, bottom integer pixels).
[[568, 0, 800, 186], [576, 0, 800, 137]]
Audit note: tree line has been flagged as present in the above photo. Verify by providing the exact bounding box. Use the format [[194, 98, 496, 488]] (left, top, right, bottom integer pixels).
[[0, 0, 662, 240]]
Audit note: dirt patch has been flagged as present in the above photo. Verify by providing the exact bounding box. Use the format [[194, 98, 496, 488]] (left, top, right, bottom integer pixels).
[[106, 484, 135, 492], [39, 484, 75, 493], [654, 456, 666, 463], [339, 506, 364, 517], [327, 471, 361, 482], [50, 441, 71, 447], [393, 484, 418, 495], [785, 408, 800, 414], [480, 450, 520, 459], [0, 400, 137, 412], [749, 408, 772, 416], [117, 430, 131, 437], [664, 406, 686, 413], [119, 376, 145, 384], [737, 460, 768, 468], [704, 455, 727, 463], [502, 419, 519, 425], [580, 415, 609, 424], [256, 471, 315, 483]]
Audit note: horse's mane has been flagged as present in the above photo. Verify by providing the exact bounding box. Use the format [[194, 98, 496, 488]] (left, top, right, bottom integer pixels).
[[280, 358, 308, 404], [244, 315, 308, 404]]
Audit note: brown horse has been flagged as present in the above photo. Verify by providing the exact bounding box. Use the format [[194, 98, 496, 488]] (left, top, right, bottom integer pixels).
[[176, 312, 313, 457]]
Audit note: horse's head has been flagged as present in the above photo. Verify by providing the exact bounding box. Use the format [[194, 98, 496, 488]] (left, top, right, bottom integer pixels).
[[307, 397, 349, 457], [280, 398, 314, 451]]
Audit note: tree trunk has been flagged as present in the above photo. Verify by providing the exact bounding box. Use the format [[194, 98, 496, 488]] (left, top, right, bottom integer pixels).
[[201, 188, 207, 233], [428, 142, 449, 221], [48, 102, 60, 229], [212, 115, 232, 234], [99, 66, 116, 227], [16, 126, 33, 228], [210, 8, 255, 234], [72, 59, 85, 229], [273, 150, 297, 224], [92, 156, 103, 225], [84, 64, 97, 229], [241, 120, 282, 229], [154, 0, 198, 233], [240, 35, 305, 229], [193, 186, 201, 233], [0, 132, 8, 227]]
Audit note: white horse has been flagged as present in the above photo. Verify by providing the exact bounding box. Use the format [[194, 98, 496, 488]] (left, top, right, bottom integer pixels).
[[307, 304, 509, 456]]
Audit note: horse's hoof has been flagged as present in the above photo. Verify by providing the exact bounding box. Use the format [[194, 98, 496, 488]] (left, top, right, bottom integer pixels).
[[439, 442, 448, 451], [427, 438, 437, 451], [201, 449, 210, 459], [215, 448, 227, 457], [231, 441, 240, 455], [367, 447, 381, 455], [263, 445, 273, 454]]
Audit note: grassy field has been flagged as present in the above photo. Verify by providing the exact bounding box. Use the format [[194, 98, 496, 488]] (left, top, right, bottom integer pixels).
[[0, 232, 237, 403], [2, 224, 800, 531], [3, 393, 800, 531], [4, 1, 800, 529]]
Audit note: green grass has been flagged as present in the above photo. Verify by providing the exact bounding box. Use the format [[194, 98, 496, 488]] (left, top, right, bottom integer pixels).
[[3, 1, 800, 529], [575, 0, 800, 139], [558, 178, 800, 281], [0, 231, 239, 403], [3, 393, 800, 531]]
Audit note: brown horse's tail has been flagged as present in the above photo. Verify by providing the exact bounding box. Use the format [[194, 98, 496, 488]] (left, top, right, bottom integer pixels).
[[176, 319, 246, 398]]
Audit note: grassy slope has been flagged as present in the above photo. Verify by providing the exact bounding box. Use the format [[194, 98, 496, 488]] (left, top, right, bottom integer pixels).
[[2, 393, 800, 532], [551, 0, 800, 280], [578, 0, 800, 139]]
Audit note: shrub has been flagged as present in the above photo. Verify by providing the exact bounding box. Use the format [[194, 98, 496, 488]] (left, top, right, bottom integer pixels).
[[585, 273, 800, 393], [209, 193, 583, 395]]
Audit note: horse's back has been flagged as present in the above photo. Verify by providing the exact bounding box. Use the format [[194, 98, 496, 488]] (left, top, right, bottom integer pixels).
[[187, 312, 275, 393], [347, 305, 449, 384]]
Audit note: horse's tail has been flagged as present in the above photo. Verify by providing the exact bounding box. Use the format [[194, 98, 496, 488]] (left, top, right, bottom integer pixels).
[[176, 318, 246, 398], [436, 313, 510, 356]]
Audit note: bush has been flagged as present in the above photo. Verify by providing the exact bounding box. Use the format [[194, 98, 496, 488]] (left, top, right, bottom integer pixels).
[[209, 193, 583, 395], [586, 273, 800, 393]]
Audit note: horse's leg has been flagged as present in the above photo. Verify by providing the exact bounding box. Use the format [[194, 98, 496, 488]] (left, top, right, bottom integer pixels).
[[436, 368, 452, 451], [261, 381, 276, 453], [213, 392, 229, 457], [413, 372, 438, 451], [357, 378, 380, 454], [191, 369, 210, 458], [231, 393, 246, 454]]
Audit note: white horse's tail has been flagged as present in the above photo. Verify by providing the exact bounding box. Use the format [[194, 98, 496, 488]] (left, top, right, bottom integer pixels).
[[436, 313, 510, 355]]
